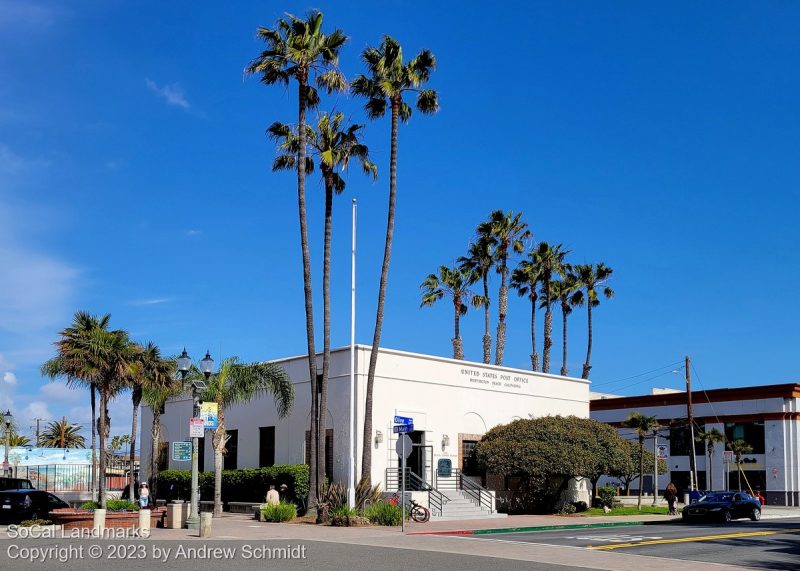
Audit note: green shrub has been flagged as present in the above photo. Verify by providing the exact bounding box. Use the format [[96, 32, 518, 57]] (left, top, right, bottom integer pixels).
[[158, 464, 309, 505], [80, 501, 101, 510], [321, 481, 347, 511], [20, 519, 52, 527], [106, 499, 139, 511], [355, 478, 383, 511], [330, 505, 357, 518], [330, 505, 368, 527], [364, 501, 402, 526], [261, 500, 296, 523], [554, 500, 576, 515], [598, 485, 616, 509], [572, 501, 588, 513]]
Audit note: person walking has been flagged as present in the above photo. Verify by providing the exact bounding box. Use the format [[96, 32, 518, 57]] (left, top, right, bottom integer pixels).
[[664, 482, 678, 515]]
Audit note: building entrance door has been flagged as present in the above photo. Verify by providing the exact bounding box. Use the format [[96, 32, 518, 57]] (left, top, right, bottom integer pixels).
[[407, 431, 427, 489]]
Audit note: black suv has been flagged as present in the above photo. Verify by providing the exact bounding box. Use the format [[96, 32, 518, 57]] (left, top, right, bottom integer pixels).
[[0, 478, 34, 490], [682, 491, 762, 523]]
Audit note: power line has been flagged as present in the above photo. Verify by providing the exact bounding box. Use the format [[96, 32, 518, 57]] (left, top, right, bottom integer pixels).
[[592, 360, 684, 387]]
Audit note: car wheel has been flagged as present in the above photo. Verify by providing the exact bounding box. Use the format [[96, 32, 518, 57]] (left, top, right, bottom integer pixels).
[[750, 508, 761, 521], [722, 510, 731, 523]]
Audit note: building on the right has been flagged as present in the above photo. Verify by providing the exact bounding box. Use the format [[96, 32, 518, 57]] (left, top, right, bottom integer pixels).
[[590, 383, 800, 506]]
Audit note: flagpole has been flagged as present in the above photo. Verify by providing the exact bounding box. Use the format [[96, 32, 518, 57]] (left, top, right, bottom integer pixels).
[[347, 198, 357, 509]]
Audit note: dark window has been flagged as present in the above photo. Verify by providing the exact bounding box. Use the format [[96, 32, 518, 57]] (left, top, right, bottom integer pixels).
[[259, 426, 276, 467], [727, 469, 766, 492], [462, 440, 480, 476], [669, 426, 705, 456], [724, 422, 765, 454], [224, 430, 238, 470], [157, 442, 169, 472]]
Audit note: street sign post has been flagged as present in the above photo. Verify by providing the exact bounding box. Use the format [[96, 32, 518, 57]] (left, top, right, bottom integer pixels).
[[172, 441, 192, 462], [395, 433, 413, 532], [657, 445, 668, 460], [393, 416, 413, 425], [189, 418, 204, 438], [392, 423, 414, 434]]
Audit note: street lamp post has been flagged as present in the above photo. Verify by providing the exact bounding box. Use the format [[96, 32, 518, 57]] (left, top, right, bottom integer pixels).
[[177, 349, 214, 530], [3, 410, 12, 477]]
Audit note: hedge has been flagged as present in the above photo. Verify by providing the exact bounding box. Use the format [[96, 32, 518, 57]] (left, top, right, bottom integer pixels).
[[157, 465, 308, 505]]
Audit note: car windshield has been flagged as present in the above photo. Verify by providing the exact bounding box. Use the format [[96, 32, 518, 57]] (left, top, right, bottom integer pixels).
[[699, 493, 733, 503]]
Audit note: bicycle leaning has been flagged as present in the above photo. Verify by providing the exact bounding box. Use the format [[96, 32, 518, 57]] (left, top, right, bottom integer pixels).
[[389, 492, 431, 523]]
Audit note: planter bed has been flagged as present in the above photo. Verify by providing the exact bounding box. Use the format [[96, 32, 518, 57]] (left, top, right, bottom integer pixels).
[[50, 507, 166, 530]]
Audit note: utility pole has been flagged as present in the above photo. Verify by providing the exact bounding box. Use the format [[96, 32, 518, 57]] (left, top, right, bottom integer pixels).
[[686, 355, 698, 492], [34, 418, 45, 447]]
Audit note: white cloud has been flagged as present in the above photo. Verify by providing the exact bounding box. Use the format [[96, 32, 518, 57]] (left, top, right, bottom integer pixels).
[[145, 79, 190, 109], [3, 372, 16, 385], [131, 297, 174, 306], [0, 1, 56, 29], [0, 144, 27, 173], [184, 229, 201, 237], [40, 382, 82, 403], [20, 400, 52, 427]]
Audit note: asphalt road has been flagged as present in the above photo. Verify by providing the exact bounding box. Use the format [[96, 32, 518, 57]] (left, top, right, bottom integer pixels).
[[470, 518, 800, 569], [0, 538, 593, 571]]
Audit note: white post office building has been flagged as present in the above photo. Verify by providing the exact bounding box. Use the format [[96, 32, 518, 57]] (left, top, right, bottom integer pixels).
[[141, 345, 590, 514], [591, 383, 800, 506]]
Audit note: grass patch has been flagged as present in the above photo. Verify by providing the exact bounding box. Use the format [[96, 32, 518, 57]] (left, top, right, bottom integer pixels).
[[584, 505, 670, 516]]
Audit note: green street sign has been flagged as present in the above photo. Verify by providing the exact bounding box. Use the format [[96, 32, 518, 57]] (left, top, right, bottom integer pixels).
[[171, 441, 192, 462]]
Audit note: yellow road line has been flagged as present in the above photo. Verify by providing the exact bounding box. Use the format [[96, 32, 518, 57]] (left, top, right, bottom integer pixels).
[[589, 527, 800, 551]]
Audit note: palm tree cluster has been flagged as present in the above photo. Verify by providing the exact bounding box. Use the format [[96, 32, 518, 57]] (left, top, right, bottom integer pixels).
[[247, 10, 438, 491], [421, 209, 615, 378], [41, 311, 293, 511]]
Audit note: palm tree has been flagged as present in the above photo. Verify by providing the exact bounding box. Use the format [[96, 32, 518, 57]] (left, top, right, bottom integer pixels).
[[40, 417, 86, 448], [459, 237, 495, 364], [573, 263, 615, 379], [8, 434, 31, 447], [729, 439, 753, 491], [420, 265, 476, 360], [127, 342, 174, 501], [247, 9, 347, 509], [548, 275, 584, 376], [269, 112, 376, 495], [42, 311, 135, 506], [531, 242, 569, 373], [625, 412, 660, 510], [351, 35, 438, 483], [511, 258, 542, 371], [41, 311, 104, 500], [695, 427, 725, 490], [477, 210, 531, 366], [142, 373, 183, 500], [193, 357, 294, 517]]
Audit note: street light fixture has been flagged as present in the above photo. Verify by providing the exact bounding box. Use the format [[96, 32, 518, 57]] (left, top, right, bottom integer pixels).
[[3, 410, 12, 477], [177, 348, 214, 530]]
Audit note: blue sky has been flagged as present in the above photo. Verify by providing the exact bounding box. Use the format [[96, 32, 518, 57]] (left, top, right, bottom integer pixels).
[[1, 1, 799, 443]]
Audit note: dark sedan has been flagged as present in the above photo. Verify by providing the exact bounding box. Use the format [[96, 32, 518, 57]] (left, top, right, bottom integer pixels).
[[0, 489, 70, 523], [682, 492, 761, 523]]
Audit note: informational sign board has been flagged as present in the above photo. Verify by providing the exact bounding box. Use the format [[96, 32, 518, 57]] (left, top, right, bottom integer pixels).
[[723, 450, 733, 463], [171, 441, 192, 462], [437, 458, 452, 478], [393, 423, 414, 434], [189, 418, 204, 438], [656, 445, 668, 460], [393, 415, 413, 425], [396, 434, 413, 459], [200, 402, 219, 429]]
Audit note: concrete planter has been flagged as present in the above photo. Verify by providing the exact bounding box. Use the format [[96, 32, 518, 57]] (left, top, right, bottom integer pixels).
[[50, 507, 166, 530]]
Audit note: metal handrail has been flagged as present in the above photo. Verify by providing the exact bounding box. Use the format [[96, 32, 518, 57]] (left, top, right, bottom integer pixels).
[[458, 471, 494, 513], [384, 467, 447, 516]]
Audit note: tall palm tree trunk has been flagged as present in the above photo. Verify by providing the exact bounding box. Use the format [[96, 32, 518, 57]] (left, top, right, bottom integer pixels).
[[452, 298, 463, 360], [530, 298, 539, 371], [495, 261, 508, 366], [708, 449, 714, 491], [90, 386, 97, 501], [296, 77, 319, 510], [543, 283, 553, 373], [128, 388, 141, 501], [560, 305, 569, 376], [637, 436, 645, 510], [362, 97, 399, 483], [582, 301, 593, 379], [481, 274, 491, 364], [150, 411, 160, 499], [212, 406, 227, 517], [98, 390, 109, 507], [318, 179, 334, 493]]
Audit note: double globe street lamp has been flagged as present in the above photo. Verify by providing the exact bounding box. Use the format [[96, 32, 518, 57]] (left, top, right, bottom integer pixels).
[[3, 410, 12, 477], [176, 348, 214, 529]]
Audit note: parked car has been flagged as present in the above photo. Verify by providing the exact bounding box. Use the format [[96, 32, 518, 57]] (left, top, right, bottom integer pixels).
[[0, 477, 34, 490], [0, 489, 70, 523], [681, 491, 761, 523]]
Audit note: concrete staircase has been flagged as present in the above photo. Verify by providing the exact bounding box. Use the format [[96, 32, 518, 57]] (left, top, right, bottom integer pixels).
[[433, 490, 507, 521]]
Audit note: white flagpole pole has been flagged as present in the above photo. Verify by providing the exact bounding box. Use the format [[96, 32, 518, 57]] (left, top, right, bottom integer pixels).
[[347, 198, 357, 509]]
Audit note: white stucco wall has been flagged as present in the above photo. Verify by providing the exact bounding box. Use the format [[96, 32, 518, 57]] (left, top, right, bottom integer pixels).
[[141, 345, 590, 491]]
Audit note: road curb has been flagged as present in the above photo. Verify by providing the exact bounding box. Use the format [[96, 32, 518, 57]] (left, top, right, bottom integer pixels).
[[408, 520, 651, 536]]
